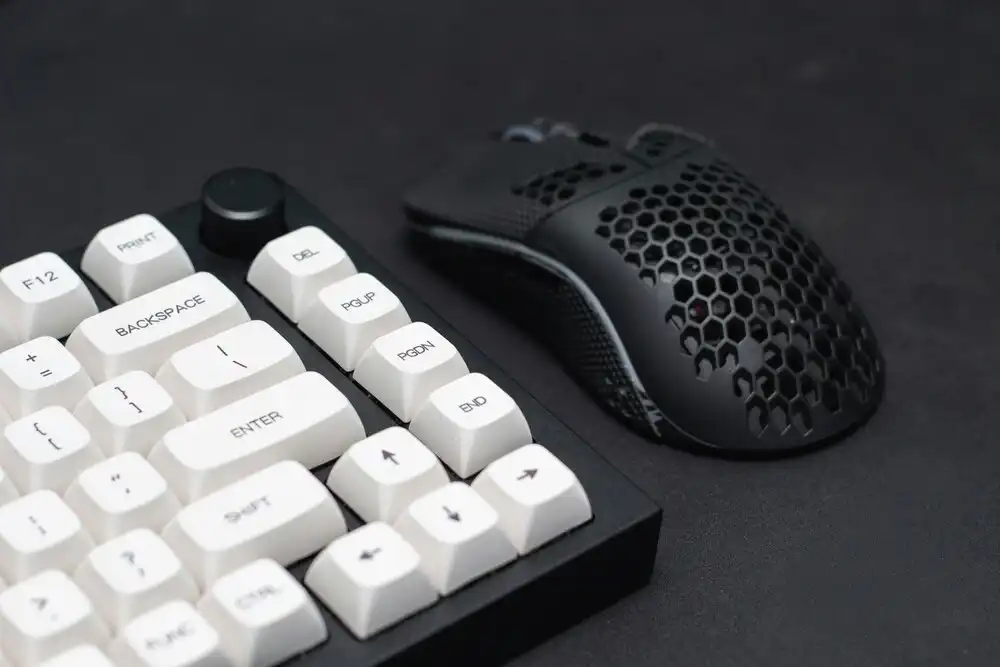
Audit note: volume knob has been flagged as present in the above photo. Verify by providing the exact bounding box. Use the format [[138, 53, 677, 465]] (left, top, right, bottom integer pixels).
[[199, 167, 289, 259]]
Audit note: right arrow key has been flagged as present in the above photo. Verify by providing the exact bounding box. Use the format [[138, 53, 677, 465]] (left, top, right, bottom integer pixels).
[[471, 444, 593, 555]]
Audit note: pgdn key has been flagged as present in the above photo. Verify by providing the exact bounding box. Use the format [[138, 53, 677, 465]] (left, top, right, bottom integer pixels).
[[354, 322, 469, 422]]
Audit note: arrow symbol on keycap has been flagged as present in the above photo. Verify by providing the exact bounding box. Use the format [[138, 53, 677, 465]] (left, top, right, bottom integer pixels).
[[517, 468, 538, 481], [30, 597, 47, 611], [443, 506, 461, 522], [359, 547, 382, 561], [382, 450, 398, 465]]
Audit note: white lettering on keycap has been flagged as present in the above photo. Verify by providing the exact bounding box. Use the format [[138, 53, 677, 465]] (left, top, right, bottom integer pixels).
[[114, 295, 206, 337]]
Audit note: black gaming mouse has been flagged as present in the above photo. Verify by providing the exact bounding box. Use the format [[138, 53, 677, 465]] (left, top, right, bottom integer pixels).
[[402, 119, 885, 457]]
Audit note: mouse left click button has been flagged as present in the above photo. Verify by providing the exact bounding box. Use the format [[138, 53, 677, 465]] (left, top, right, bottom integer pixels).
[[82, 214, 195, 304]]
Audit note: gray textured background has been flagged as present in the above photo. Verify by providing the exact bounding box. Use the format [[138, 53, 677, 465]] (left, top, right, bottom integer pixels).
[[1, 1, 998, 665]]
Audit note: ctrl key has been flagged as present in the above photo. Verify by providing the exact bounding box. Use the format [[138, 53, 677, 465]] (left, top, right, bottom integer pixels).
[[110, 600, 231, 667], [199, 559, 327, 667]]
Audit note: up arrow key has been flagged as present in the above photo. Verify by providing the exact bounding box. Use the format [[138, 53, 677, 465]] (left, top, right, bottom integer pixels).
[[359, 547, 382, 561], [516, 468, 537, 481]]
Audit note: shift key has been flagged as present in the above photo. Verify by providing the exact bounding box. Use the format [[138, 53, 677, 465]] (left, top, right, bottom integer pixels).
[[66, 272, 250, 381], [162, 460, 347, 586]]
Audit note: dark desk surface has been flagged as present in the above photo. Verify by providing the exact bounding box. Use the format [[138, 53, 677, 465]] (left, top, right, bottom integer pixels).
[[1, 1, 998, 665]]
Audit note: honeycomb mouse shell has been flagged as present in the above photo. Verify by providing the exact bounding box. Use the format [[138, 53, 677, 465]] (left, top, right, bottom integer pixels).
[[404, 135, 886, 456]]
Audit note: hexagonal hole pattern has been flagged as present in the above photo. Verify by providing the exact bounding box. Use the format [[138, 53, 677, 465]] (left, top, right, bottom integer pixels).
[[591, 159, 881, 436], [516, 161, 626, 207]]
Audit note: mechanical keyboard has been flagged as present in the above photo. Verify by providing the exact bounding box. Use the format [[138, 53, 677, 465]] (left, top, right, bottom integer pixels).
[[0, 168, 661, 667]]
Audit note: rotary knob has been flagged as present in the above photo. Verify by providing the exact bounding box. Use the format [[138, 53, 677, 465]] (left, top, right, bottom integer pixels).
[[199, 167, 289, 259]]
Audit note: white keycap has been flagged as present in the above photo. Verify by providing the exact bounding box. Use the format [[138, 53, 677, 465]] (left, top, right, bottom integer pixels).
[[0, 252, 98, 341], [0, 570, 110, 666], [110, 601, 230, 667], [0, 321, 16, 354], [75, 370, 187, 456], [327, 426, 449, 524], [0, 406, 104, 494], [39, 644, 117, 667], [0, 465, 19, 506], [472, 444, 592, 554], [199, 559, 327, 667], [354, 322, 469, 422], [305, 522, 437, 640], [297, 273, 410, 371], [393, 482, 517, 595], [75, 528, 199, 632], [64, 452, 181, 541], [82, 213, 196, 304], [0, 336, 94, 418], [247, 226, 357, 323], [66, 272, 250, 382], [0, 403, 9, 426], [0, 490, 94, 583], [410, 373, 532, 478], [149, 371, 364, 503], [156, 320, 304, 419], [163, 461, 346, 586]]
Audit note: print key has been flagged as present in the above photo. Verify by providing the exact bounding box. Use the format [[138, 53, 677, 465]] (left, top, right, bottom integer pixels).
[[0, 337, 94, 418], [81, 213, 195, 304]]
